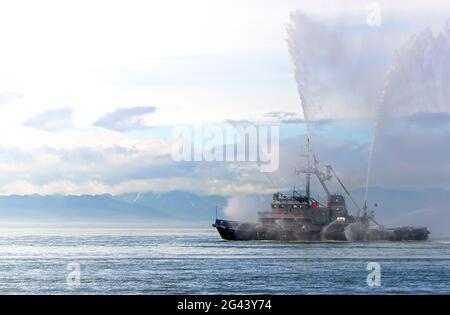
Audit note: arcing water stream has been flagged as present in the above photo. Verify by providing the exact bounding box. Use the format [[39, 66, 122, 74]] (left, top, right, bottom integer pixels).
[[365, 22, 450, 205], [287, 11, 450, 211]]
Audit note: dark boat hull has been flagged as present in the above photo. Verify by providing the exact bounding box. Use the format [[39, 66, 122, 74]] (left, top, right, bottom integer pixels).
[[213, 219, 332, 241], [212, 219, 430, 242]]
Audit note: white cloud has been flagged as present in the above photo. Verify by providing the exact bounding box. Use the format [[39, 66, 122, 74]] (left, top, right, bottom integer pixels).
[[0, 0, 448, 195], [23, 108, 74, 131], [94, 106, 157, 131], [0, 92, 23, 106]]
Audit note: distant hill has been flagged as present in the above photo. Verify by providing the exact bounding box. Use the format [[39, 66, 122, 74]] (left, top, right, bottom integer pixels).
[[0, 188, 448, 236], [113, 190, 227, 220], [0, 191, 226, 222]]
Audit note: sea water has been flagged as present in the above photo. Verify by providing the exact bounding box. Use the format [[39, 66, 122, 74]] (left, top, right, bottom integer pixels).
[[0, 227, 448, 294]]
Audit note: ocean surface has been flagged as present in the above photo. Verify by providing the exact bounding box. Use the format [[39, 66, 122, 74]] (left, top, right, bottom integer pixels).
[[0, 226, 449, 294]]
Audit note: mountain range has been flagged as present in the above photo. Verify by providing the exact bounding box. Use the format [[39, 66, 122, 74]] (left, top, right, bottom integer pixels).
[[0, 188, 448, 236], [0, 190, 226, 223]]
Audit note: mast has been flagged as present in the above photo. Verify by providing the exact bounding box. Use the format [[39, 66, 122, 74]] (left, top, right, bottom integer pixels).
[[306, 137, 311, 200], [297, 138, 333, 202]]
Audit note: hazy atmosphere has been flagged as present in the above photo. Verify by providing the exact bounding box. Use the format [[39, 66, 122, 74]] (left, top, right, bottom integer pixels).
[[0, 0, 449, 236], [0, 0, 449, 298]]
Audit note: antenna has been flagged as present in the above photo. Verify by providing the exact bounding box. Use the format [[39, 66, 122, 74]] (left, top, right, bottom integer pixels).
[[296, 138, 333, 201], [306, 137, 311, 200]]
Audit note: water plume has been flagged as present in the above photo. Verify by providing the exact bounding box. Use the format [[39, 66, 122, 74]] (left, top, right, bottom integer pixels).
[[365, 21, 450, 204], [287, 11, 450, 218], [287, 10, 392, 186], [382, 23, 450, 115], [287, 11, 391, 123], [320, 220, 346, 241], [344, 222, 367, 241], [223, 194, 269, 222]]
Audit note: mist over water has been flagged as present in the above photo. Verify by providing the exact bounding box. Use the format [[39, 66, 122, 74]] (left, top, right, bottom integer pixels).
[[344, 222, 368, 241]]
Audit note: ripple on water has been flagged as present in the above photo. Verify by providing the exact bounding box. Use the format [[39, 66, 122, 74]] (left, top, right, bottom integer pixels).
[[0, 228, 448, 294]]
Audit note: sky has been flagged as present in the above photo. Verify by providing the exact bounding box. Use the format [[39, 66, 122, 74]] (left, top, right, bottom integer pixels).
[[0, 0, 449, 196]]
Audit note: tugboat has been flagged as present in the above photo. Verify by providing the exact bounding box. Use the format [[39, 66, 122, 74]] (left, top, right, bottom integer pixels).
[[213, 139, 430, 242]]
